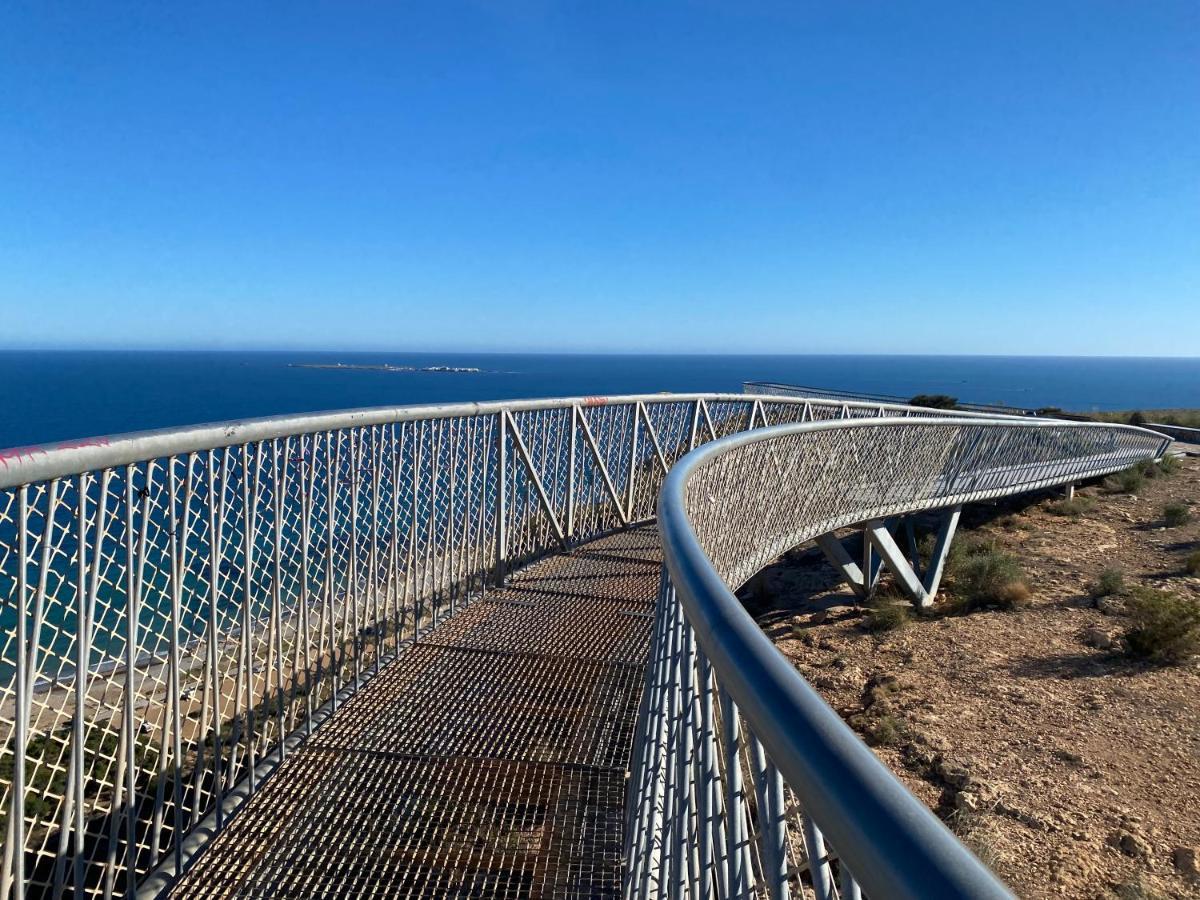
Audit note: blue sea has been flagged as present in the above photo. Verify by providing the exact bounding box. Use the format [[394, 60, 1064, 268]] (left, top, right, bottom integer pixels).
[[1, 350, 1198, 450]]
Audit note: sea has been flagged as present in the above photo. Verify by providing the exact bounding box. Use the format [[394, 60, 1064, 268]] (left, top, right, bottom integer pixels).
[[1, 350, 1198, 450], [1, 349, 1197, 679]]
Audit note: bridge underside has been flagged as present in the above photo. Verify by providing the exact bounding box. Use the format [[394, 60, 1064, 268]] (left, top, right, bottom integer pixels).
[[168, 527, 661, 899]]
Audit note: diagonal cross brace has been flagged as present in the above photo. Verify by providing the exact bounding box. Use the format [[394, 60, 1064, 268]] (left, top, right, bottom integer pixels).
[[815, 533, 868, 598], [865, 505, 962, 608], [816, 505, 962, 608]]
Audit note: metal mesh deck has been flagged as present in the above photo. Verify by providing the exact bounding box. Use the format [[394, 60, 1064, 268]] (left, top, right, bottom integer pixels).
[[167, 526, 660, 898]]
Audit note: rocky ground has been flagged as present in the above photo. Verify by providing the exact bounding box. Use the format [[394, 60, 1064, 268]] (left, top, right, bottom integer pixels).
[[747, 454, 1200, 899]]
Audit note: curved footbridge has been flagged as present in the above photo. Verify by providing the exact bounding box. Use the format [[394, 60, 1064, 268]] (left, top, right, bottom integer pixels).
[[0, 394, 1169, 900], [167, 526, 662, 898]]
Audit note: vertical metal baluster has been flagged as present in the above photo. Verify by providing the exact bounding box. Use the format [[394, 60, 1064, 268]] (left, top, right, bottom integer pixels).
[[299, 435, 316, 732], [72, 472, 90, 897], [472, 416, 484, 589], [342, 429, 358, 689], [754, 741, 791, 900], [660, 587, 682, 900], [841, 865, 863, 900], [8, 485, 29, 900], [369, 427, 383, 670], [721, 688, 755, 898], [347, 430, 361, 685], [270, 439, 287, 761], [387, 423, 401, 654], [240, 445, 259, 792], [166, 460, 185, 874], [425, 422, 441, 624], [801, 814, 836, 900], [463, 418, 476, 597], [324, 431, 340, 707], [623, 569, 669, 897], [445, 420, 457, 613], [566, 405, 578, 541], [407, 423, 420, 641], [696, 648, 728, 900], [495, 410, 507, 584], [626, 404, 640, 524], [678, 615, 702, 896], [125, 462, 153, 897], [205, 450, 226, 827]]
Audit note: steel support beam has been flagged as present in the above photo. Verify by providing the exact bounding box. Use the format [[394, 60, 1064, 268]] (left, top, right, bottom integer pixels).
[[862, 505, 961, 608], [865, 520, 930, 606], [920, 505, 961, 600], [814, 533, 867, 598]]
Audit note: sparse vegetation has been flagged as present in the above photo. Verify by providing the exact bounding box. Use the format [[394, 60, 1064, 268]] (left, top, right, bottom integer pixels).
[[1123, 587, 1200, 664], [865, 713, 906, 747], [1048, 496, 1095, 517], [1104, 466, 1146, 494], [1089, 567, 1125, 600], [1186, 551, 1200, 576], [1163, 501, 1191, 527], [945, 541, 1031, 612], [1157, 454, 1182, 476], [1114, 876, 1168, 900], [864, 596, 911, 633], [909, 393, 958, 410]]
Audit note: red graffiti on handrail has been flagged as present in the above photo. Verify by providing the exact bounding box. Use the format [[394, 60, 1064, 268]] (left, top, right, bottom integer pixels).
[[0, 436, 112, 470]]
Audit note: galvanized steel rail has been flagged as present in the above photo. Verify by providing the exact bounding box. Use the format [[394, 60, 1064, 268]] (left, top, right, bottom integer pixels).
[[0, 391, 988, 899], [631, 417, 1168, 900]]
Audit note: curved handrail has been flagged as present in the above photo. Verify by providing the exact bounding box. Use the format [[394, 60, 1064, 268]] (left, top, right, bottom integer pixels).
[[642, 417, 1168, 899], [0, 391, 1017, 899], [0, 392, 1016, 491]]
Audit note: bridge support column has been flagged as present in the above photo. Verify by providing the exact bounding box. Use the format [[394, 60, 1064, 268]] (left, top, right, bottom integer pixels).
[[863, 505, 962, 608], [865, 521, 929, 607]]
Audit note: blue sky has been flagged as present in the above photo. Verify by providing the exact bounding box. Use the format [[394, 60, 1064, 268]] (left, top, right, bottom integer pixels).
[[2, 2, 1197, 355]]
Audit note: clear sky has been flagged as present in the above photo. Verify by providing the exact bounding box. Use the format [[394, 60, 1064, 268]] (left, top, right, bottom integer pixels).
[[2, 2, 1197, 356]]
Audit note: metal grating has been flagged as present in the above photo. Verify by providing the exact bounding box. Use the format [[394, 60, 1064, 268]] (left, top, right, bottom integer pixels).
[[167, 525, 660, 898]]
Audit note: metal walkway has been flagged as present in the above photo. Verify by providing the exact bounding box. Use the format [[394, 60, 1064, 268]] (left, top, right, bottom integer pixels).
[[167, 526, 661, 899]]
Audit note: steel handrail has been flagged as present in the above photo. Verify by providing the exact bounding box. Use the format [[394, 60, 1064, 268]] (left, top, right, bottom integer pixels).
[[645, 416, 1169, 899], [0, 390, 1001, 899]]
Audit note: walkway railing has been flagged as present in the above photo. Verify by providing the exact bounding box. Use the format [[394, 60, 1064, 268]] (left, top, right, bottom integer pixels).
[[631, 417, 1168, 899], [0, 392, 984, 899], [743, 380, 1043, 417]]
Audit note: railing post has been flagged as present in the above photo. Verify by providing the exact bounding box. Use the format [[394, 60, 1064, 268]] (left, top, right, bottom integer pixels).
[[494, 410, 507, 584], [567, 405, 577, 541], [720, 687, 755, 899]]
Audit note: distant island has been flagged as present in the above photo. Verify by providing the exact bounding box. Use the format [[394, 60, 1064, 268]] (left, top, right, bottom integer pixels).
[[289, 362, 484, 374]]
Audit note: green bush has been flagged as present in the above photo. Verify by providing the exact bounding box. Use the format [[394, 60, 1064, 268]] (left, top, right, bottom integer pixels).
[[1104, 466, 1146, 494], [1163, 501, 1191, 527], [865, 713, 906, 747], [910, 394, 958, 410], [1128, 411, 1148, 426], [1124, 587, 1200, 664], [1186, 551, 1200, 576], [947, 542, 1031, 611], [1089, 567, 1125, 599], [864, 597, 911, 633]]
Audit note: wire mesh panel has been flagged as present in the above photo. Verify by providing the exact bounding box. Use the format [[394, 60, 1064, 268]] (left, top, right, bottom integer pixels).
[[634, 418, 1169, 900], [1, 394, 1162, 898], [0, 392, 861, 898]]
